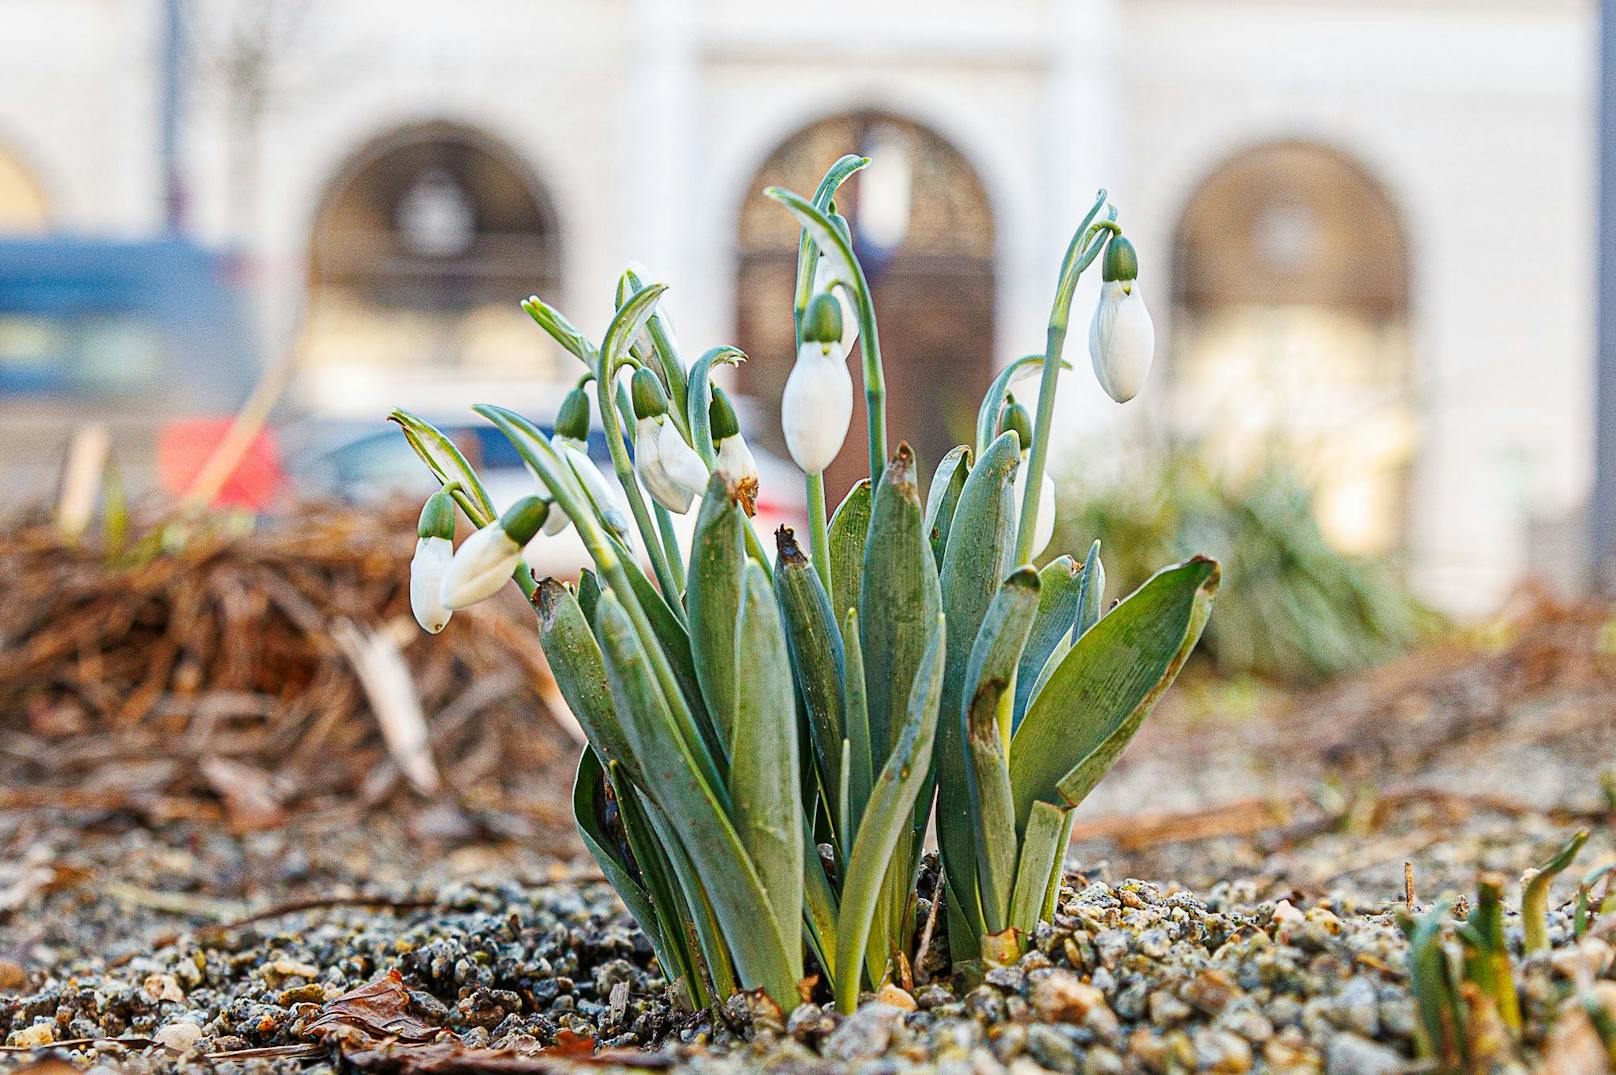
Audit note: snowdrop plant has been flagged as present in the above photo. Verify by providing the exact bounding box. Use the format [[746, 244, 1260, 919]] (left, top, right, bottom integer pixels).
[[391, 155, 1217, 1015]]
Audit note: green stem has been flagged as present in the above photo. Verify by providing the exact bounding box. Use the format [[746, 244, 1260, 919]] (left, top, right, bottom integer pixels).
[[654, 502, 686, 586], [599, 367, 687, 617], [1014, 193, 1115, 564], [805, 471, 831, 587]]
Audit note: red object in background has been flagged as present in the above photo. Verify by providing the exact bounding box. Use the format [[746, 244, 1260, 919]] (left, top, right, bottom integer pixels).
[[157, 418, 285, 510]]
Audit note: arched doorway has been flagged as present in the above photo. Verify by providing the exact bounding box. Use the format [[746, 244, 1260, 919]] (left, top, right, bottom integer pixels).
[[735, 112, 995, 499], [305, 124, 561, 382], [0, 145, 49, 232], [1169, 141, 1414, 555]]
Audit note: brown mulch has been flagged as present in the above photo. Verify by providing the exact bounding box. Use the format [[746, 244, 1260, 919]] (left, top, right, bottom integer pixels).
[[0, 503, 578, 835]]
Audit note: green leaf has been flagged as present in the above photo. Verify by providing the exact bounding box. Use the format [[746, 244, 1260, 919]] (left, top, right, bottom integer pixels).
[[828, 479, 871, 621], [774, 527, 846, 819], [536, 580, 636, 785], [1008, 800, 1067, 942], [1013, 556, 1082, 728], [860, 445, 942, 769], [387, 408, 498, 525], [962, 568, 1041, 934], [1074, 540, 1105, 637], [731, 562, 806, 982], [923, 446, 972, 570], [577, 569, 601, 623], [1010, 557, 1219, 829], [686, 474, 745, 751], [522, 294, 595, 363], [593, 591, 800, 1009], [572, 749, 695, 1002], [841, 608, 874, 843], [634, 785, 737, 1003], [833, 613, 947, 1014], [933, 430, 1022, 950], [603, 282, 667, 368]]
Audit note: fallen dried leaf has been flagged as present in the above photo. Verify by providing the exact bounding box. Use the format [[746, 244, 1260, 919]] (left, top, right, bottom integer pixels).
[[305, 970, 441, 1045]]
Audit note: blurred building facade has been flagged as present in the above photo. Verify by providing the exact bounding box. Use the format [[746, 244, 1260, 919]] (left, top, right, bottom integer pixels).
[[0, 0, 1595, 615]]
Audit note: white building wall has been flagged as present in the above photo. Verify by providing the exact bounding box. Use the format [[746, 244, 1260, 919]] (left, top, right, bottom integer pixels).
[[0, 0, 1597, 615]]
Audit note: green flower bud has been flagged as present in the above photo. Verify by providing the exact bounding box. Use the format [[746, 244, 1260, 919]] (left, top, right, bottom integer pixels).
[[997, 397, 1033, 451], [417, 488, 457, 540], [1101, 235, 1139, 283], [631, 367, 669, 420], [802, 292, 844, 346], [708, 384, 741, 442], [499, 495, 551, 545], [556, 387, 591, 442]]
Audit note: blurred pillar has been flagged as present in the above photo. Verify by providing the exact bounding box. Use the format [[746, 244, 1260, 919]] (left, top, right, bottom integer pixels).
[[627, 0, 695, 280], [1595, 0, 1616, 588], [160, 0, 186, 232]]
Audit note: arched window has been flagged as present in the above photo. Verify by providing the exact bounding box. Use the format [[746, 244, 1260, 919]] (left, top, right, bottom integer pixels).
[[736, 112, 995, 499], [305, 124, 561, 381], [0, 145, 49, 232], [1170, 142, 1414, 555]]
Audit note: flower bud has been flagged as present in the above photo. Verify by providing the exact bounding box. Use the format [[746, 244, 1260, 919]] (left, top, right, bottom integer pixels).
[[439, 495, 548, 609], [997, 396, 1033, 451], [783, 338, 852, 475], [708, 384, 741, 442], [555, 386, 591, 443], [1089, 237, 1154, 403], [801, 292, 844, 348], [634, 412, 708, 515], [409, 490, 457, 633], [631, 367, 669, 420], [811, 241, 860, 353]]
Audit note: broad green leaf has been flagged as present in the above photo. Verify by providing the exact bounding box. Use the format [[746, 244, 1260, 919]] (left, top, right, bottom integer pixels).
[[1007, 800, 1067, 941], [962, 568, 1041, 934], [731, 562, 805, 981], [860, 444, 942, 769], [828, 479, 871, 621], [1013, 556, 1082, 727], [833, 614, 946, 1014], [686, 474, 745, 751], [388, 408, 498, 525], [773, 528, 846, 815], [1010, 557, 1219, 829], [635, 784, 737, 1003], [572, 749, 695, 1003], [593, 591, 800, 1009], [933, 430, 1021, 948], [577, 569, 602, 623], [923, 446, 972, 570], [536, 579, 637, 785]]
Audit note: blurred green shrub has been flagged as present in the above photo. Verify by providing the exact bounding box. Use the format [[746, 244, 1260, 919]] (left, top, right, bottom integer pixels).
[[1059, 444, 1438, 684]]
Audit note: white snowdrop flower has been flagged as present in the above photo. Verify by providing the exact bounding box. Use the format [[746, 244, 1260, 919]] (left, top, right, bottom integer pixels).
[[439, 496, 549, 610], [631, 368, 707, 514], [708, 385, 760, 515], [812, 252, 860, 354], [783, 292, 853, 476], [409, 490, 456, 634], [1088, 236, 1154, 404]]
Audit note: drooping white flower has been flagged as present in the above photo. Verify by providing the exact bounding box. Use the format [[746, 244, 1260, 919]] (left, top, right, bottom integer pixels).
[[1088, 236, 1154, 404], [812, 253, 860, 354], [708, 384, 760, 515], [783, 292, 853, 476], [631, 368, 707, 514], [409, 489, 457, 633], [559, 440, 633, 542], [439, 496, 549, 610]]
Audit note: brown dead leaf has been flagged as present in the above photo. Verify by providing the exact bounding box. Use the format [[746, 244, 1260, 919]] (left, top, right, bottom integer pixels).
[[343, 1040, 673, 1072], [305, 970, 441, 1045]]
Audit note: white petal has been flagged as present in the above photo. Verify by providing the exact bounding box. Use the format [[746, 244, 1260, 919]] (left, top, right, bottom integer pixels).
[[658, 418, 709, 502], [783, 344, 853, 475], [635, 417, 695, 514], [561, 441, 633, 540], [716, 434, 759, 485], [410, 536, 454, 633], [440, 525, 522, 609], [1011, 459, 1059, 558], [1089, 281, 1155, 403]]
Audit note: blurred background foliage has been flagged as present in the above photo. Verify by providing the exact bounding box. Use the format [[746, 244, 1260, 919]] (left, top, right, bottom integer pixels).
[[1057, 440, 1440, 684]]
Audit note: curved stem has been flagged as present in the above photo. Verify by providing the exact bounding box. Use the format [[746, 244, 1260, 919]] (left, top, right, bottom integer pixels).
[[1015, 192, 1112, 564]]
